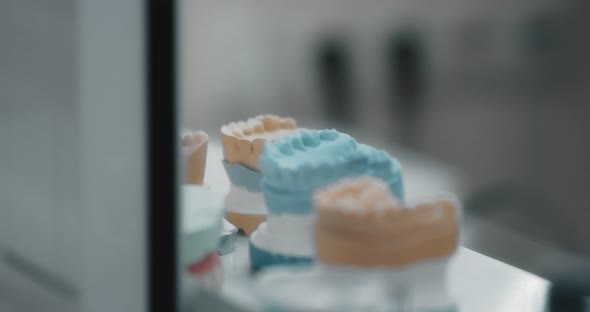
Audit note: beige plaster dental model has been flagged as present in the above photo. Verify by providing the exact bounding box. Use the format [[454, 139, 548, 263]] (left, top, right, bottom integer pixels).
[[221, 115, 298, 171], [182, 131, 209, 185], [221, 115, 300, 235], [314, 177, 459, 267]]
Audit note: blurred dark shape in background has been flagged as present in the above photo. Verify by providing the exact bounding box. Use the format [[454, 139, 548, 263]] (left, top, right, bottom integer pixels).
[[315, 37, 355, 123], [386, 29, 426, 146]]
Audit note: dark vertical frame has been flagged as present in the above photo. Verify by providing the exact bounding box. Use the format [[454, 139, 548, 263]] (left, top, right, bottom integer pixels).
[[147, 0, 177, 311]]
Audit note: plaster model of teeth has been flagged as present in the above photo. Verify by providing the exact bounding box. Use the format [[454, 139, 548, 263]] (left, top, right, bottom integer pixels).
[[182, 130, 209, 185], [249, 129, 404, 271], [221, 115, 300, 235], [309, 177, 461, 310], [314, 177, 460, 267]]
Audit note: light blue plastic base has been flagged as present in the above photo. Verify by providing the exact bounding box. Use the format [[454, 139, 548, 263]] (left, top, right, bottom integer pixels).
[[222, 160, 262, 193], [249, 241, 313, 272]]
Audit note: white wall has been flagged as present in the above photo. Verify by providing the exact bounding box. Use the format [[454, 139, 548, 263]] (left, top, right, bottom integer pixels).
[[179, 0, 565, 134]]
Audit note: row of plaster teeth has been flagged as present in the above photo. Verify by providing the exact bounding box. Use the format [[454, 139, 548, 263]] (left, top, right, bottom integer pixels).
[[270, 129, 340, 157], [261, 152, 366, 190], [222, 115, 296, 137], [314, 177, 400, 214], [314, 177, 460, 223], [261, 133, 401, 191], [407, 193, 462, 223], [258, 114, 296, 131], [259, 129, 342, 177]]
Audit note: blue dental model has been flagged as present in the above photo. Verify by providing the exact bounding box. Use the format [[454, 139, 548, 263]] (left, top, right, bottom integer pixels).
[[249, 129, 404, 271]]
